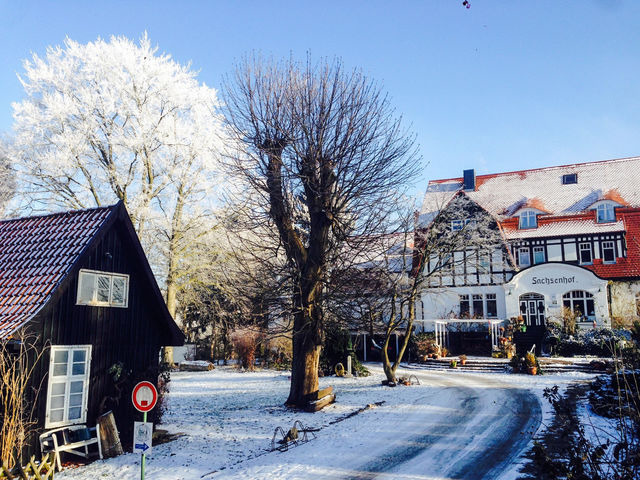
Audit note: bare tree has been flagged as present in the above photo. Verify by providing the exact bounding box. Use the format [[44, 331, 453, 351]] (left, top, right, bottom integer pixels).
[[223, 56, 419, 407]]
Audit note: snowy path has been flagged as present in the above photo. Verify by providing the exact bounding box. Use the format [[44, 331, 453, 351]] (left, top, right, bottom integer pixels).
[[345, 368, 542, 479], [214, 367, 541, 480]]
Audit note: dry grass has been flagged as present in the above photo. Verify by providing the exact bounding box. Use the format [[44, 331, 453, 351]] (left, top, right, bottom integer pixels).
[[0, 333, 46, 469]]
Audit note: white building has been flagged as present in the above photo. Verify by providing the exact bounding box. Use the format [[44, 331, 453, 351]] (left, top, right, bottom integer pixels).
[[416, 156, 640, 351]]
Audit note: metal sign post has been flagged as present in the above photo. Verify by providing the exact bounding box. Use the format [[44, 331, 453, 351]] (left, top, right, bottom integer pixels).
[[132, 381, 158, 480]]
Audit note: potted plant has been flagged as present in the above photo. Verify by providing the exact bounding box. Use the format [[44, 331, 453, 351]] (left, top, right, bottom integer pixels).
[[449, 359, 458, 369], [459, 354, 467, 366], [525, 352, 537, 375]]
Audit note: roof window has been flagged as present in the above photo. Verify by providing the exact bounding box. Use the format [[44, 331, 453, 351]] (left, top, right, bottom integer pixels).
[[519, 210, 538, 229], [562, 173, 578, 185]]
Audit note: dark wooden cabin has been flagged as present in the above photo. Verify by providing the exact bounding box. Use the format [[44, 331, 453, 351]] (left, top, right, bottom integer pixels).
[[0, 202, 183, 456]]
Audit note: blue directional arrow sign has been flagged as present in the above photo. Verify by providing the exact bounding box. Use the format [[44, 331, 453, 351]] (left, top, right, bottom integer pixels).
[[133, 421, 153, 455]]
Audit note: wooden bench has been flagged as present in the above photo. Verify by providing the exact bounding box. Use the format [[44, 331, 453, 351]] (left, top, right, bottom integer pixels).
[[39, 424, 103, 471]]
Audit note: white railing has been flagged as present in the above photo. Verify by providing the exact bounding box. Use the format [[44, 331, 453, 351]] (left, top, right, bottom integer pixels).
[[416, 318, 505, 351]]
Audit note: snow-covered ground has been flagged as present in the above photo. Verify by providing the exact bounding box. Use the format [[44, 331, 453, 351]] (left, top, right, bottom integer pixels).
[[57, 363, 602, 480]]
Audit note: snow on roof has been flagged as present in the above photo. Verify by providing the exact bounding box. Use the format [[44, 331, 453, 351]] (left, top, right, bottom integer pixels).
[[502, 219, 625, 240], [420, 156, 640, 222]]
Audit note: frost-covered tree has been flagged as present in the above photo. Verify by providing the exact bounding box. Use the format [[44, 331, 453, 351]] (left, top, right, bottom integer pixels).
[[0, 142, 14, 217], [223, 56, 419, 407], [10, 34, 230, 327]]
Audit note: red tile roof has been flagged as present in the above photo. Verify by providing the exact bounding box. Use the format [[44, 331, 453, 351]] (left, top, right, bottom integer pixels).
[[0, 206, 115, 339]]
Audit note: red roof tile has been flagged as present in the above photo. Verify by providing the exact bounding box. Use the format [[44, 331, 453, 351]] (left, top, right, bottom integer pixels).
[[0, 205, 115, 339]]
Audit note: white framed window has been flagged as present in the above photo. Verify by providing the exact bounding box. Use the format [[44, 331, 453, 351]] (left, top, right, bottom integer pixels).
[[486, 293, 497, 318], [77, 269, 129, 307], [517, 247, 531, 267], [533, 246, 545, 264], [596, 203, 616, 223], [460, 293, 497, 319], [562, 290, 595, 321], [459, 294, 470, 317], [45, 345, 91, 428], [602, 241, 616, 263], [579, 243, 593, 265], [519, 210, 537, 229]]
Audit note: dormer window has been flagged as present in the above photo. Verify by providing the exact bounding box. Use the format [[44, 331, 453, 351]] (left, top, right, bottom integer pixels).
[[519, 210, 537, 229], [596, 203, 616, 223]]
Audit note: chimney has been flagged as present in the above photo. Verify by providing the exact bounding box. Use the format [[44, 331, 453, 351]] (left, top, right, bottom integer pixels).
[[463, 169, 476, 191]]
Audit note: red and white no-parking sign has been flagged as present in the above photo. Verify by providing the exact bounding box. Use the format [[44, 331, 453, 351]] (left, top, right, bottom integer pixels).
[[132, 381, 158, 412]]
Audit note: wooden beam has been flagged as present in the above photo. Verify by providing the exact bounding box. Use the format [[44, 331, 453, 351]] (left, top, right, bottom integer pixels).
[[303, 386, 333, 404], [305, 393, 336, 412]]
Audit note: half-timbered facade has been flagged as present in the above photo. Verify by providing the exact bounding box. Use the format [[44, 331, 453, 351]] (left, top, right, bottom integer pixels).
[[417, 156, 640, 335], [0, 202, 183, 455]]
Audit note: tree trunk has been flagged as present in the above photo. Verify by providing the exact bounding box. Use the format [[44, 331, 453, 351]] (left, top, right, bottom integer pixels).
[[162, 275, 177, 364], [381, 289, 417, 383], [285, 281, 323, 407]]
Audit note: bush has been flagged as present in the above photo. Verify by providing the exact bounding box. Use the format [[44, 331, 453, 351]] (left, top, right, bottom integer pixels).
[[230, 328, 264, 370], [546, 327, 631, 357], [411, 332, 438, 359], [0, 334, 46, 469], [266, 335, 293, 370]]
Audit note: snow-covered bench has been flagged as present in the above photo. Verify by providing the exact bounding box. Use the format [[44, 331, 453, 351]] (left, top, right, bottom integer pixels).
[[39, 424, 102, 471]]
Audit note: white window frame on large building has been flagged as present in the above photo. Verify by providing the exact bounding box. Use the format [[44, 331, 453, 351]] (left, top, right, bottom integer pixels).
[[595, 202, 617, 223], [519, 210, 538, 229], [45, 345, 92, 428]]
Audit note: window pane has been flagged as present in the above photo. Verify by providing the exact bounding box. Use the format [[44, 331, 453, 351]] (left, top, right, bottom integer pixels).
[[69, 393, 83, 407], [70, 381, 84, 394], [112, 277, 126, 305], [53, 363, 68, 376], [548, 244, 562, 261], [487, 298, 497, 317], [472, 295, 483, 317], [50, 395, 65, 409], [459, 295, 469, 318], [533, 247, 545, 264], [54, 350, 68, 364], [79, 272, 96, 303], [564, 243, 577, 261], [603, 242, 615, 262], [68, 407, 82, 420], [72, 363, 85, 375], [50, 410, 64, 423], [51, 383, 65, 395], [579, 244, 592, 264], [97, 275, 110, 302], [73, 350, 86, 363]]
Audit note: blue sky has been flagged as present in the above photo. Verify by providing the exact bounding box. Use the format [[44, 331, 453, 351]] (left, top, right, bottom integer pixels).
[[1, 1, 639, 198]]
